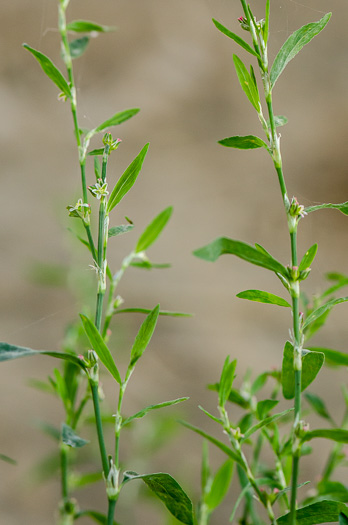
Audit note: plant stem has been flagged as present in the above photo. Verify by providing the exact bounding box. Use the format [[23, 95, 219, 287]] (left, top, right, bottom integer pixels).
[[60, 444, 69, 501], [107, 499, 117, 525], [91, 382, 109, 477]]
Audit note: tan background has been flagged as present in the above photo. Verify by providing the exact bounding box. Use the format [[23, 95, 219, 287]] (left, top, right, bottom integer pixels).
[[1, 0, 348, 523]]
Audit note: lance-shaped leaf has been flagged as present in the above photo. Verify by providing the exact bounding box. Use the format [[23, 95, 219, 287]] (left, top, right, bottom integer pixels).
[[80, 314, 122, 384], [218, 135, 268, 150], [23, 44, 71, 99], [135, 207, 173, 253], [212, 19, 259, 57], [305, 201, 348, 216], [308, 347, 348, 367], [299, 244, 318, 271], [218, 357, 237, 408], [302, 429, 348, 444], [0, 454, 17, 465], [304, 392, 335, 425], [129, 305, 159, 367], [277, 500, 348, 525], [237, 289, 291, 307], [122, 397, 188, 427], [193, 237, 288, 277], [122, 471, 194, 525], [66, 20, 116, 33], [113, 307, 191, 318], [0, 342, 86, 370], [233, 55, 260, 111], [205, 460, 234, 511], [108, 224, 134, 237], [241, 408, 293, 441], [270, 13, 331, 88], [75, 510, 119, 525], [95, 108, 140, 133], [303, 297, 348, 330], [281, 342, 324, 400], [107, 143, 149, 213], [61, 423, 89, 448], [256, 399, 279, 420], [69, 36, 90, 59]]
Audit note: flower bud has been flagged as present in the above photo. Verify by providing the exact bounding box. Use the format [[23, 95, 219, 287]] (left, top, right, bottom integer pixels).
[[104, 457, 119, 500]]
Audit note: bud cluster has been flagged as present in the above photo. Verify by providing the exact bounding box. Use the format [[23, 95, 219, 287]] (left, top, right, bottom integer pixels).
[[67, 198, 91, 225], [102, 132, 122, 151], [88, 179, 109, 200]]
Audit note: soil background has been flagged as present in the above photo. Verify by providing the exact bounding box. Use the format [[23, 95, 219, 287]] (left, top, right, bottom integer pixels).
[[1, 1, 348, 524]]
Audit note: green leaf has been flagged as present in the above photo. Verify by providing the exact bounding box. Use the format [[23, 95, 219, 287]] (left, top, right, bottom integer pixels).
[[281, 342, 324, 400], [233, 55, 260, 111], [219, 357, 237, 407], [308, 347, 348, 367], [201, 441, 210, 493], [193, 237, 288, 277], [272, 115, 288, 128], [237, 289, 290, 307], [74, 510, 119, 525], [241, 409, 293, 441], [61, 423, 89, 448], [122, 397, 188, 427], [113, 308, 191, 318], [130, 260, 170, 270], [69, 36, 89, 59], [95, 108, 140, 133], [208, 383, 249, 409], [270, 13, 332, 88], [304, 392, 334, 424], [122, 471, 194, 525], [70, 471, 103, 489], [66, 20, 116, 33], [212, 19, 259, 57], [107, 143, 149, 213], [88, 148, 105, 156], [218, 135, 268, 150], [299, 244, 318, 271], [256, 399, 279, 420], [199, 406, 223, 425], [340, 513, 348, 525], [0, 342, 86, 370], [305, 201, 348, 216], [303, 297, 348, 330], [108, 224, 134, 237], [80, 315, 122, 384], [205, 460, 234, 511], [264, 0, 270, 44], [302, 429, 348, 444], [277, 500, 348, 525], [129, 305, 160, 367], [23, 44, 71, 99], [135, 207, 173, 253], [0, 454, 17, 465]]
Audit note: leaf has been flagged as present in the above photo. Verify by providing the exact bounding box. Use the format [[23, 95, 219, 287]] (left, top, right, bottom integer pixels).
[[241, 409, 293, 441], [237, 289, 291, 307], [135, 207, 173, 253], [256, 399, 279, 420], [277, 500, 348, 525], [219, 356, 237, 408], [305, 201, 348, 216], [233, 55, 260, 111], [74, 510, 119, 524], [302, 429, 348, 444], [23, 44, 71, 99], [61, 423, 89, 448], [308, 347, 348, 367], [0, 454, 17, 465], [129, 305, 160, 367], [0, 342, 86, 370], [108, 224, 134, 237], [205, 460, 234, 511], [95, 108, 140, 133], [193, 237, 288, 277], [218, 135, 268, 150], [266, 115, 288, 129], [212, 19, 259, 57], [304, 392, 334, 424], [130, 260, 170, 270], [113, 308, 191, 318], [270, 13, 332, 87], [299, 244, 318, 271], [303, 297, 348, 330], [208, 383, 249, 409], [107, 144, 149, 213], [122, 397, 189, 427], [264, 0, 270, 44], [281, 342, 324, 400], [340, 513, 348, 525], [80, 314, 122, 384], [69, 36, 89, 59], [70, 471, 102, 489], [66, 20, 116, 33], [122, 471, 194, 525], [199, 406, 223, 425]]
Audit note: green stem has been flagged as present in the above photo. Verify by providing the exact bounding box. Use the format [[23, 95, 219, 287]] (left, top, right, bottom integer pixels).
[[91, 382, 109, 477], [60, 444, 69, 501], [107, 499, 117, 525]]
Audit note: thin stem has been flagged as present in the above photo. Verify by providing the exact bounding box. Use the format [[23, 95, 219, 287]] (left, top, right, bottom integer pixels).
[[107, 499, 117, 525], [91, 383, 109, 477], [60, 444, 69, 502]]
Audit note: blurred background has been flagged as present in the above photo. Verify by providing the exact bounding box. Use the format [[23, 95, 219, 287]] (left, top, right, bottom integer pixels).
[[1, 0, 348, 523]]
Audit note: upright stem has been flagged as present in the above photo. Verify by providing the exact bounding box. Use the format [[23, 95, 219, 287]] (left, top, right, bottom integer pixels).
[[91, 383, 109, 477], [60, 444, 69, 502]]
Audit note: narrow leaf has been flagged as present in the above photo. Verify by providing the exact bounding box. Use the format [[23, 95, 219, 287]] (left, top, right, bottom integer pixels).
[[237, 289, 290, 307], [277, 500, 348, 525], [199, 406, 223, 425], [270, 13, 332, 87], [74, 510, 119, 525], [66, 20, 115, 33], [129, 305, 159, 367], [281, 342, 324, 400], [233, 55, 260, 111], [88, 148, 104, 156], [305, 392, 334, 424], [218, 135, 268, 150], [241, 409, 293, 441], [122, 397, 188, 427], [69, 36, 89, 59], [80, 315, 122, 384], [299, 244, 318, 271], [113, 308, 191, 318], [135, 207, 173, 253], [0, 454, 17, 465], [0, 342, 86, 370], [108, 224, 134, 237], [305, 201, 348, 216], [303, 297, 348, 330], [308, 347, 348, 367], [23, 44, 71, 99], [219, 357, 237, 408], [95, 108, 140, 133], [107, 143, 149, 213], [61, 423, 89, 448], [205, 460, 234, 511], [193, 237, 288, 277], [212, 19, 259, 57], [303, 429, 348, 444], [130, 260, 170, 270], [122, 471, 194, 525]]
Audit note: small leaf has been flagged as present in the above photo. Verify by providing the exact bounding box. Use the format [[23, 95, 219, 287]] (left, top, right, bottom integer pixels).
[[193, 237, 288, 277], [23, 44, 71, 99], [69, 36, 89, 59], [308, 347, 348, 367], [88, 148, 105, 156], [135, 207, 173, 253], [0, 454, 17, 465], [304, 392, 334, 424], [199, 406, 223, 425], [61, 423, 89, 448], [74, 510, 119, 525], [113, 308, 191, 318], [237, 289, 290, 307], [108, 224, 134, 237], [268, 115, 288, 128], [270, 13, 332, 87], [303, 297, 348, 330], [218, 135, 268, 150], [95, 108, 140, 133], [129, 305, 160, 367], [281, 342, 324, 400], [208, 383, 249, 409], [299, 244, 318, 271], [0, 342, 86, 370], [277, 500, 348, 525], [212, 19, 259, 57], [80, 315, 122, 384], [256, 399, 279, 420], [66, 20, 116, 33], [305, 201, 348, 216], [107, 144, 149, 213], [122, 472, 194, 525], [122, 397, 188, 427], [233, 55, 260, 111], [130, 260, 170, 270], [205, 460, 234, 511], [241, 409, 293, 441], [302, 429, 348, 444], [218, 357, 237, 408]]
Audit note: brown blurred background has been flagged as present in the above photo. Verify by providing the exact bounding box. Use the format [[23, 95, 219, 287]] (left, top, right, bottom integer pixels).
[[1, 0, 348, 523]]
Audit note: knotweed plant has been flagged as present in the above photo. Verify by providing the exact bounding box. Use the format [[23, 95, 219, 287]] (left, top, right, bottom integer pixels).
[[0, 1, 194, 524], [184, 2, 348, 525]]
